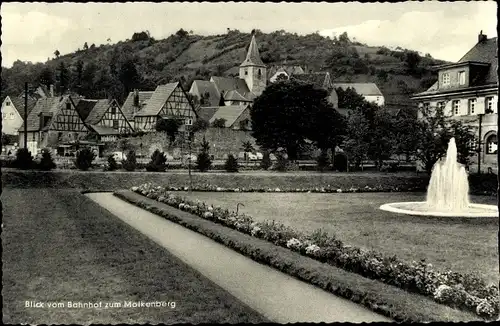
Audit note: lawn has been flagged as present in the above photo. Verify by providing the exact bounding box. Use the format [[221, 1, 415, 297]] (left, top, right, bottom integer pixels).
[[179, 191, 499, 284], [1, 188, 268, 324]]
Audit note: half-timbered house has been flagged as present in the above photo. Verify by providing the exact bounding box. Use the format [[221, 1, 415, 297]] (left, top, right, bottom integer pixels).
[[77, 98, 134, 142], [18, 95, 90, 155], [133, 82, 197, 132]]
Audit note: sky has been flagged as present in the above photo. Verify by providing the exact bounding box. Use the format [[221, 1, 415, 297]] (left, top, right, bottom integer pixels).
[[1, 1, 497, 68]]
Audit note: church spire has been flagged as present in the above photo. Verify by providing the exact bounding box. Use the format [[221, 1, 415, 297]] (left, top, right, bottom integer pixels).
[[240, 34, 265, 67]]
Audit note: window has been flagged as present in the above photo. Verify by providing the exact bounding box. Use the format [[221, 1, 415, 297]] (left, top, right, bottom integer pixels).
[[437, 101, 446, 111], [66, 102, 71, 110], [258, 69, 262, 76], [452, 100, 460, 115], [9, 112, 15, 119], [185, 118, 193, 126], [2, 113, 6, 119], [442, 73, 450, 86], [245, 69, 248, 76], [485, 97, 494, 114], [423, 103, 430, 110], [113, 120, 119, 129], [468, 98, 477, 114], [32, 133, 36, 141], [6, 101, 10, 106], [111, 105, 117, 115], [486, 134, 497, 154], [58, 132, 63, 141], [458, 71, 466, 85]]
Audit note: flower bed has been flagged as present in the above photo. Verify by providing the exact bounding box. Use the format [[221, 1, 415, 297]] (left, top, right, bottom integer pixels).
[[131, 182, 499, 320], [143, 183, 424, 193]]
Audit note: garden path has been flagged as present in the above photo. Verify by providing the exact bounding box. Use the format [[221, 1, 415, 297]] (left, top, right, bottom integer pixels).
[[86, 192, 392, 323]]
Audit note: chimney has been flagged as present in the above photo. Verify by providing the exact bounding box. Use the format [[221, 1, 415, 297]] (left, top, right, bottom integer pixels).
[[49, 84, 54, 97], [478, 30, 487, 43]]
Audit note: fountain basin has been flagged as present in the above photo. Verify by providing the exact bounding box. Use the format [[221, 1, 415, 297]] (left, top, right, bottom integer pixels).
[[379, 202, 498, 217]]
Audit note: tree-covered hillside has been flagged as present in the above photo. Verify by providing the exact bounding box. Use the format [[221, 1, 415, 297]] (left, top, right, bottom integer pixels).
[[1, 29, 447, 105]]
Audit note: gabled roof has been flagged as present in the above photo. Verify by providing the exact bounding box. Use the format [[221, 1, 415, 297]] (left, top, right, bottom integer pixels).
[[89, 125, 121, 136], [8, 96, 37, 117], [75, 99, 99, 121], [458, 37, 497, 84], [196, 106, 220, 122], [209, 105, 250, 127], [85, 99, 113, 125], [224, 90, 253, 102], [18, 96, 70, 132], [333, 83, 383, 96], [136, 83, 180, 117], [291, 72, 332, 89], [191, 80, 220, 106], [240, 35, 265, 68], [210, 76, 253, 100], [121, 90, 155, 120]]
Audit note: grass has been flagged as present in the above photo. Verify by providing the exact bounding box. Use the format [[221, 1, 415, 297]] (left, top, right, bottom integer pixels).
[[177, 191, 499, 284], [1, 188, 268, 324], [115, 190, 482, 322]]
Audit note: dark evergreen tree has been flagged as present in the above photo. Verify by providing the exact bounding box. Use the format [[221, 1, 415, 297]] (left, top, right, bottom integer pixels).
[[224, 154, 239, 172], [195, 136, 212, 172]]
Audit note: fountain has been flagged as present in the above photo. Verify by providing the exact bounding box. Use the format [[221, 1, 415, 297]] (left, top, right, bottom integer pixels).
[[380, 138, 498, 217]]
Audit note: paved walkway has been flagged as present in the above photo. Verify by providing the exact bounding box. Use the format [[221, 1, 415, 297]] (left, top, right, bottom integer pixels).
[[86, 193, 392, 323]]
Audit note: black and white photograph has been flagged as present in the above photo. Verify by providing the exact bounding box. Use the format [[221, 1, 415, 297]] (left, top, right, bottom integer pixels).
[[1, 1, 498, 324]]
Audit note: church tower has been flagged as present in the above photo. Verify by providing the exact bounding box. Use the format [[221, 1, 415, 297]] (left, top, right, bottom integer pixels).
[[239, 34, 267, 96]]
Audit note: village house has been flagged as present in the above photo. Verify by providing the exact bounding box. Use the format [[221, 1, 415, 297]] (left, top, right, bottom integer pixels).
[[291, 71, 339, 108], [18, 95, 91, 155], [268, 64, 305, 83], [207, 104, 252, 130], [1, 96, 37, 135], [76, 98, 134, 142], [132, 82, 197, 132], [412, 31, 498, 173], [333, 83, 385, 107]]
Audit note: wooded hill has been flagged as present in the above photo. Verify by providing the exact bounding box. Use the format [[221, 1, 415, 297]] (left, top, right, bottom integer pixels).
[[1, 29, 448, 106]]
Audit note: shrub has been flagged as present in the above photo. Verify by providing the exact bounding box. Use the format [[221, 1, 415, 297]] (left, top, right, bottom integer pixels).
[[122, 150, 137, 171], [260, 151, 272, 170], [212, 118, 226, 128], [74, 148, 96, 171], [37, 148, 56, 171], [333, 153, 348, 172], [196, 136, 212, 172], [146, 149, 167, 172], [14, 148, 33, 170], [107, 155, 118, 171], [316, 150, 330, 172], [224, 154, 239, 172], [274, 152, 289, 172]]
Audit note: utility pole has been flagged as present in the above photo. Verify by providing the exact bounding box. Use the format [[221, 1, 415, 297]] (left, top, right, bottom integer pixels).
[[24, 82, 28, 150], [477, 113, 483, 174]]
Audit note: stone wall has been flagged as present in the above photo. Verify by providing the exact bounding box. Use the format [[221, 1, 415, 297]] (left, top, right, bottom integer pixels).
[[106, 127, 260, 159]]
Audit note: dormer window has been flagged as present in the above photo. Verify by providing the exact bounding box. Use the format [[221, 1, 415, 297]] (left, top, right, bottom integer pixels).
[[458, 71, 466, 85], [442, 73, 450, 86]]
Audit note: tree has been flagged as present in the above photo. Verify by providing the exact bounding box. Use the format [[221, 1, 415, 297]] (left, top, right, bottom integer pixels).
[[404, 51, 421, 73], [241, 140, 254, 165], [75, 148, 96, 171], [122, 150, 137, 171], [212, 118, 226, 128], [83, 42, 89, 50], [367, 108, 398, 169], [176, 28, 189, 38], [107, 155, 118, 171], [14, 148, 33, 170], [316, 149, 330, 172], [260, 151, 272, 170], [146, 150, 167, 172], [338, 32, 351, 44], [224, 154, 239, 172], [38, 67, 54, 89], [54, 49, 60, 58], [156, 118, 182, 145], [191, 119, 209, 133], [57, 62, 70, 95], [119, 59, 141, 97], [38, 148, 56, 170], [343, 111, 370, 170], [250, 79, 333, 161], [414, 104, 477, 173], [195, 136, 212, 172]]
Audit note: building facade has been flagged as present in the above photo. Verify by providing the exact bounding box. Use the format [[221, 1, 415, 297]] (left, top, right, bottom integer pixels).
[[1, 96, 36, 135], [412, 32, 498, 173], [333, 83, 385, 107]]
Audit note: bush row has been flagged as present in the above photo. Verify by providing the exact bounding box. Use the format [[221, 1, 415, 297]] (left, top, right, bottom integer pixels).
[[130, 182, 499, 319], [115, 189, 483, 322]]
